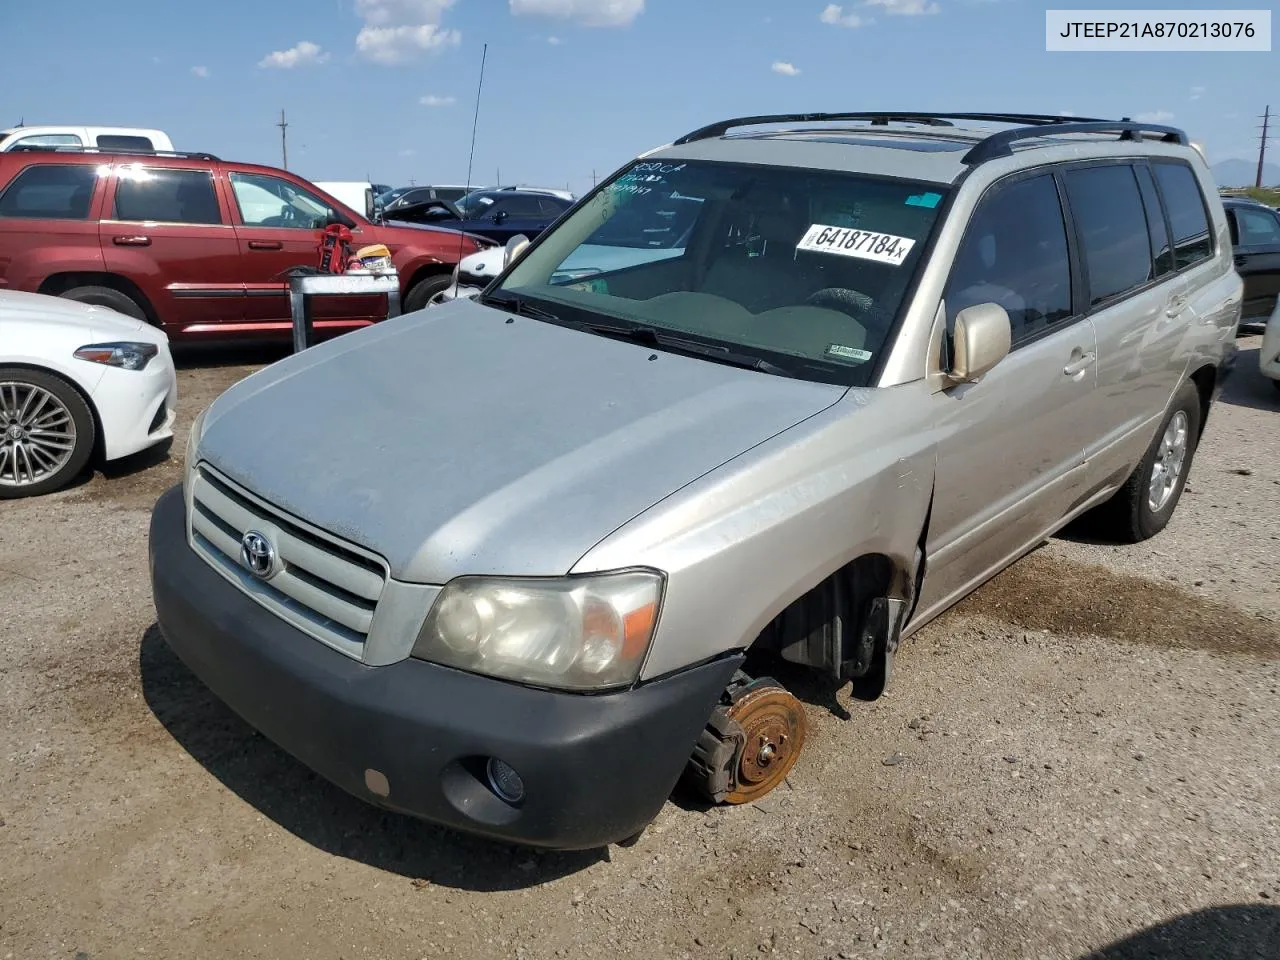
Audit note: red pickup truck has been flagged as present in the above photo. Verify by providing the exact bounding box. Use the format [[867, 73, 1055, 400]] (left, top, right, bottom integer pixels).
[[0, 148, 491, 341]]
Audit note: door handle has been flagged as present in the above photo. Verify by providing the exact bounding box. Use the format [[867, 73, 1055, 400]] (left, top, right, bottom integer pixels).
[[248, 240, 283, 251], [1063, 352, 1095, 377], [112, 235, 150, 246], [1165, 294, 1188, 317]]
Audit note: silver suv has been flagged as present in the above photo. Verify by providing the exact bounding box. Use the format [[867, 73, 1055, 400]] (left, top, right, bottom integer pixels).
[[149, 112, 1241, 849]]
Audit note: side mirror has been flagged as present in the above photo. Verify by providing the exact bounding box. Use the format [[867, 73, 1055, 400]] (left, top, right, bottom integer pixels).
[[364, 188, 376, 222], [492, 209, 509, 224], [948, 302, 1011, 383], [504, 234, 531, 267]]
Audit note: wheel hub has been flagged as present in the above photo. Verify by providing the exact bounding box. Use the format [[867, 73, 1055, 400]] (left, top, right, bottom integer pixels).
[[722, 684, 807, 804]]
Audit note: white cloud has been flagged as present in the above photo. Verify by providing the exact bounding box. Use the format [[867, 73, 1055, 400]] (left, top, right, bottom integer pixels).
[[772, 61, 800, 76], [1190, 85, 1206, 101], [547, 35, 565, 44], [864, 0, 940, 14], [420, 94, 456, 106], [258, 41, 330, 69], [398, 148, 417, 157], [357, 25, 460, 62], [355, 0, 461, 63], [1134, 110, 1174, 124], [820, 4, 865, 27], [509, 0, 644, 27], [1057, 109, 1076, 116], [191, 65, 209, 78]]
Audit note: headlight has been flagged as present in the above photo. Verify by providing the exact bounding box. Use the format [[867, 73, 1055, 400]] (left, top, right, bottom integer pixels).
[[411, 569, 664, 691], [73, 341, 159, 371]]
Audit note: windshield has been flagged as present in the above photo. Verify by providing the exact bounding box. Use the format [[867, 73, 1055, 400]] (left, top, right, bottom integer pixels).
[[456, 191, 498, 219], [495, 160, 947, 386], [377, 186, 412, 206]]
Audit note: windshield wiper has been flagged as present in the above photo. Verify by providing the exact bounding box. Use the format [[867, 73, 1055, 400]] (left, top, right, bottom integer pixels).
[[583, 322, 798, 378], [477, 292, 562, 323]]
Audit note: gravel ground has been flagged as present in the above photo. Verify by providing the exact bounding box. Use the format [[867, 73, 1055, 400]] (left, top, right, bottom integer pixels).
[[1, 337, 1277, 960]]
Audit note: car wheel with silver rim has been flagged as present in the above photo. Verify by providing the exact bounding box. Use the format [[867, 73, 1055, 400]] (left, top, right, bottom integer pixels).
[[0, 366, 95, 499], [1089, 379, 1202, 544]]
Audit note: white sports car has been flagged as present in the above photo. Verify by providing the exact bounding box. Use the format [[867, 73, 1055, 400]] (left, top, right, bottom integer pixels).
[[1, 290, 176, 498]]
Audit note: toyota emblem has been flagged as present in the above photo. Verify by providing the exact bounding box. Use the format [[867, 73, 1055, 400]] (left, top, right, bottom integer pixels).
[[239, 530, 277, 580]]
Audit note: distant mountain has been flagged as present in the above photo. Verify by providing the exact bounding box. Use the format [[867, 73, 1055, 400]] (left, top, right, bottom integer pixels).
[[1212, 158, 1280, 187]]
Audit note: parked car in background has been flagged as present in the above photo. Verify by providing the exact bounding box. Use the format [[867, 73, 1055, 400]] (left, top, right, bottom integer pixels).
[[150, 112, 1238, 850], [384, 188, 573, 243], [0, 125, 175, 153], [0, 148, 493, 340], [1223, 196, 1280, 326], [1, 289, 175, 497], [312, 181, 378, 220], [378, 184, 475, 209], [492, 185, 576, 202]]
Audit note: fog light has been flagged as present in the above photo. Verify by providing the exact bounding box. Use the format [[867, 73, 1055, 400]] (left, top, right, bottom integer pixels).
[[486, 757, 525, 803]]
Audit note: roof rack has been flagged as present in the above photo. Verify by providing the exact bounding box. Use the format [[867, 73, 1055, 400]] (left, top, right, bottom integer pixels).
[[671, 112, 1189, 165], [9, 144, 220, 161]]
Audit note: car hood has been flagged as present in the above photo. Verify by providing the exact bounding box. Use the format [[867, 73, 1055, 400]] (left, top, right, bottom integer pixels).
[[198, 298, 845, 584], [0, 289, 155, 340]]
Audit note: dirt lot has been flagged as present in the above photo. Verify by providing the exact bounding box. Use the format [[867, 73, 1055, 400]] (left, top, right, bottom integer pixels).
[[2, 338, 1278, 960]]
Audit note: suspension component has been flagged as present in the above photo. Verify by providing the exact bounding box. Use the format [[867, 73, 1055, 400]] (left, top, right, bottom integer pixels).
[[684, 671, 807, 804]]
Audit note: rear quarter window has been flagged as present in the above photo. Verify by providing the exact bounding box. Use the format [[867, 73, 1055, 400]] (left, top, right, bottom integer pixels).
[[0, 164, 98, 219], [1151, 161, 1213, 269]]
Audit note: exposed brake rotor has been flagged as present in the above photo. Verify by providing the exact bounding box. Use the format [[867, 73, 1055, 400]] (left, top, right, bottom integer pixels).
[[685, 674, 807, 805], [723, 682, 807, 803]]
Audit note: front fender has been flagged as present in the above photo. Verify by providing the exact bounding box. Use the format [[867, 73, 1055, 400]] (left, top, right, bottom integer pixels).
[[573, 383, 938, 681]]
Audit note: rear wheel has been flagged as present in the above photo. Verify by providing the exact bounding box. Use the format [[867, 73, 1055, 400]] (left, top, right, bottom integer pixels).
[[59, 285, 146, 322], [1090, 380, 1201, 543], [684, 672, 807, 805], [0, 367, 95, 498]]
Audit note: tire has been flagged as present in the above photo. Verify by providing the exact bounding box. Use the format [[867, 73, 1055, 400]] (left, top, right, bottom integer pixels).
[[402, 275, 452, 314], [1272, 379, 1280, 394], [0, 367, 96, 498], [1091, 380, 1202, 544], [59, 285, 147, 322]]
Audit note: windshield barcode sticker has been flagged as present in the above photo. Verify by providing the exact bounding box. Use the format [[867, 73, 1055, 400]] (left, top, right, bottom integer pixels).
[[796, 224, 916, 266]]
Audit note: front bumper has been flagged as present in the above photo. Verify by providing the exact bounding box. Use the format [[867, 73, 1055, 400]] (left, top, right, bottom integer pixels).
[[148, 486, 741, 849], [1260, 308, 1280, 383], [93, 350, 177, 461]]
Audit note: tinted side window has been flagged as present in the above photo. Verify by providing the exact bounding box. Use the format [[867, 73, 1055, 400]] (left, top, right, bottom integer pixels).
[[0, 164, 97, 219], [1133, 165, 1175, 277], [1063, 164, 1153, 304], [498, 195, 544, 217], [945, 174, 1073, 344], [1152, 162, 1212, 268], [537, 197, 567, 217], [1235, 207, 1280, 245], [114, 168, 221, 224], [96, 134, 155, 152]]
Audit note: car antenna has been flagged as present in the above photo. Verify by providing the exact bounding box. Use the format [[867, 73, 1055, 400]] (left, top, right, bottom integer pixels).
[[457, 41, 488, 270]]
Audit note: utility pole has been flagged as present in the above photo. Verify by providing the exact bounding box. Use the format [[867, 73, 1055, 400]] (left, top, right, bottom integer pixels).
[[277, 109, 289, 170], [1257, 105, 1272, 188], [591, 169, 597, 188]]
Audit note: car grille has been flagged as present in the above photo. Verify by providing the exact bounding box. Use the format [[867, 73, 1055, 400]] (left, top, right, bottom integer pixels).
[[188, 464, 388, 659]]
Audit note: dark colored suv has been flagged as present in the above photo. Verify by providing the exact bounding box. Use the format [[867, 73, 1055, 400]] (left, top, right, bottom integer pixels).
[[383, 189, 573, 243], [1223, 197, 1280, 324], [0, 149, 492, 341]]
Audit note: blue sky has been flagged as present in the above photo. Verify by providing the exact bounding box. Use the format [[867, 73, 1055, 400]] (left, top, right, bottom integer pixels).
[[2, 0, 1274, 195]]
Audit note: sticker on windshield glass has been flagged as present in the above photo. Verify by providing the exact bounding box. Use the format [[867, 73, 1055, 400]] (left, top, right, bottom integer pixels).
[[825, 344, 872, 363], [797, 224, 915, 266]]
